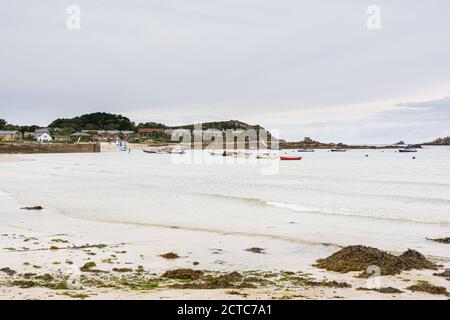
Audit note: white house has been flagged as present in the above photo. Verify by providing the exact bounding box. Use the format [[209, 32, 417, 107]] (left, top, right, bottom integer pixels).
[[36, 133, 52, 143]]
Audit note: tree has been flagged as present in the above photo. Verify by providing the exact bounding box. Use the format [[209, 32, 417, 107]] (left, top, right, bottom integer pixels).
[[48, 112, 135, 131], [0, 119, 7, 129], [136, 122, 166, 129]]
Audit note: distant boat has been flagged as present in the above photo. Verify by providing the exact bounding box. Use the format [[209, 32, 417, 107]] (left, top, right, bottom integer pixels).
[[119, 141, 128, 151], [298, 148, 314, 152], [330, 148, 347, 152], [398, 148, 417, 153], [169, 147, 186, 154], [256, 153, 277, 159], [280, 156, 302, 160], [143, 149, 157, 154]]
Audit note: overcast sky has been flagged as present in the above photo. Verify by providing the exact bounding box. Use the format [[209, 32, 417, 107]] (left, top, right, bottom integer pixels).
[[1, 0, 449, 143]]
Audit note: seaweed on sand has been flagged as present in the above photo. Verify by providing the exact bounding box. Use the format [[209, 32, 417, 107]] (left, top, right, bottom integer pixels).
[[159, 252, 179, 259], [168, 271, 257, 289], [81, 262, 96, 270], [80, 262, 107, 273], [10, 280, 40, 288], [290, 276, 351, 288], [426, 237, 450, 244], [356, 287, 403, 294], [314, 245, 437, 277], [61, 292, 90, 299], [0, 267, 17, 276], [21, 206, 43, 210], [433, 269, 450, 281], [112, 268, 133, 273], [162, 269, 204, 280], [9, 273, 69, 290], [245, 247, 265, 254], [407, 280, 448, 296]]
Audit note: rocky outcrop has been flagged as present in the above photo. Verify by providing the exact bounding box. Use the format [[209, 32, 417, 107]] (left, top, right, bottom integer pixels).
[[423, 137, 450, 145]]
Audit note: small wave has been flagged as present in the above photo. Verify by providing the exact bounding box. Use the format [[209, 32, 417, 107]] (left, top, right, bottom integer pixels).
[[198, 192, 450, 225], [265, 201, 450, 225]]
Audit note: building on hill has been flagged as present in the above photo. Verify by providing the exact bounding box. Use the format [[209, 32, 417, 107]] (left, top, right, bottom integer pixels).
[[0, 130, 22, 141], [71, 132, 91, 137], [71, 132, 91, 142], [35, 128, 51, 134], [81, 130, 135, 142], [138, 128, 165, 136]]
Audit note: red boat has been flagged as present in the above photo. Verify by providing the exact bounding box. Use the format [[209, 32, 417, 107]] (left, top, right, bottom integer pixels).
[[280, 156, 302, 160]]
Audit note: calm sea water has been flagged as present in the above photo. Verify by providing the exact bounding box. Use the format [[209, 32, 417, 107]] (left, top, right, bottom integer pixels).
[[1, 146, 449, 257]]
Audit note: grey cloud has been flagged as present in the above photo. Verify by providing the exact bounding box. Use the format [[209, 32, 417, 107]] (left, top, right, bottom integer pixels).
[[284, 97, 450, 144], [0, 0, 449, 142]]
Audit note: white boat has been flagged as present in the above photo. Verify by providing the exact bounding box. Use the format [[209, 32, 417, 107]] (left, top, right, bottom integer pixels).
[[330, 148, 347, 152], [169, 147, 186, 154], [256, 152, 277, 159]]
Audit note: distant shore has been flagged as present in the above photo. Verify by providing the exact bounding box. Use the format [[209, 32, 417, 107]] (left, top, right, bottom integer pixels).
[[0, 142, 100, 154]]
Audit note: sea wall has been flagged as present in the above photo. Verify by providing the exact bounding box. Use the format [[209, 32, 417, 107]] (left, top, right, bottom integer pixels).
[[0, 143, 101, 154]]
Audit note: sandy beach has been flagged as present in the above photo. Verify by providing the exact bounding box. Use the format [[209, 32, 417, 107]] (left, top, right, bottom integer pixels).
[[0, 148, 449, 299]]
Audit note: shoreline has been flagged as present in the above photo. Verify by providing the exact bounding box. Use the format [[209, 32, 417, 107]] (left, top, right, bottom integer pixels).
[[0, 193, 448, 300]]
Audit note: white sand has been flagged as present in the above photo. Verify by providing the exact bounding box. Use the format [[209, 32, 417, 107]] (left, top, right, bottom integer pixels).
[[0, 154, 16, 163], [0, 195, 448, 300]]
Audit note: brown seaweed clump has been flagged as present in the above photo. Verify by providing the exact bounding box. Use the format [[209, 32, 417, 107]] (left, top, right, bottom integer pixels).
[[169, 271, 257, 289], [433, 269, 450, 281], [159, 252, 180, 259], [112, 268, 132, 273], [427, 237, 450, 244], [21, 206, 43, 210], [398, 249, 437, 270], [290, 276, 351, 288], [162, 268, 204, 280], [407, 281, 448, 296], [357, 287, 403, 294], [245, 247, 265, 254], [315, 246, 437, 277], [1, 267, 17, 276]]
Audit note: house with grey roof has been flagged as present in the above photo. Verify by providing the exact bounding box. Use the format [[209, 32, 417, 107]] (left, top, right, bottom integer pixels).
[[0, 130, 22, 141]]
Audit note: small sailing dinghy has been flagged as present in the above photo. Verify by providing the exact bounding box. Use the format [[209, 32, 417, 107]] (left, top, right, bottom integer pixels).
[[143, 149, 157, 154], [119, 141, 128, 151]]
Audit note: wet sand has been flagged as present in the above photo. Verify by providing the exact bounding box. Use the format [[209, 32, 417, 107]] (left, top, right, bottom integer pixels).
[[0, 196, 448, 300]]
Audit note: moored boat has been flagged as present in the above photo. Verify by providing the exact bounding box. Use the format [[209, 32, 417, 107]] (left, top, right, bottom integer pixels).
[[169, 147, 186, 154], [280, 156, 302, 160], [330, 148, 347, 152], [256, 153, 277, 160], [398, 148, 417, 153], [298, 149, 314, 152], [143, 149, 157, 154]]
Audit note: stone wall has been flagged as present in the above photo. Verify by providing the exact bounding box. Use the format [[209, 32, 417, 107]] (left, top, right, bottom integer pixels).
[[0, 143, 101, 154]]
